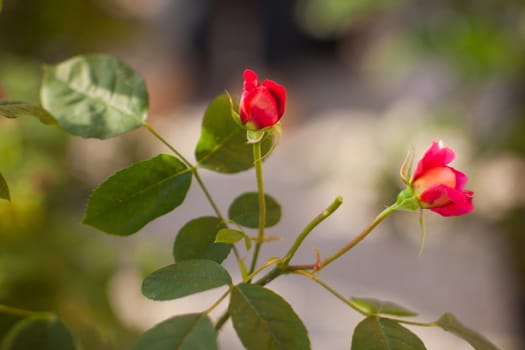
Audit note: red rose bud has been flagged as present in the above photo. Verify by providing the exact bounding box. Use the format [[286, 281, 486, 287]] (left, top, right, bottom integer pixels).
[[239, 69, 286, 130], [410, 141, 473, 216]]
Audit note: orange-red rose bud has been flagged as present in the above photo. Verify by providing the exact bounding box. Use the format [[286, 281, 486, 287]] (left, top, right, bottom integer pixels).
[[410, 141, 473, 216], [239, 69, 286, 130]]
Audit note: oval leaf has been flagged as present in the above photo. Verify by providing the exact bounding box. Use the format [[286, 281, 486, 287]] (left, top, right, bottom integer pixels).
[[0, 172, 9, 202], [82, 154, 192, 236], [0, 100, 58, 125], [41, 54, 148, 139], [133, 313, 217, 350], [1, 316, 77, 350], [436, 313, 499, 350], [195, 94, 274, 173], [142, 259, 232, 301], [228, 192, 281, 228], [215, 228, 252, 250], [350, 297, 417, 317], [173, 217, 231, 264], [351, 317, 426, 350], [229, 284, 310, 350]]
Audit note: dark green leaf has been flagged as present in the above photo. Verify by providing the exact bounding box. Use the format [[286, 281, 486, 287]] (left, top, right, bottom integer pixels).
[[0, 173, 9, 201], [173, 217, 231, 264], [228, 192, 281, 228], [350, 297, 417, 317], [215, 228, 252, 250], [83, 154, 192, 236], [351, 317, 426, 350], [0, 100, 58, 125], [436, 313, 499, 350], [142, 260, 231, 301], [1, 316, 77, 350], [195, 94, 274, 173], [133, 313, 217, 350], [0, 305, 30, 338], [40, 54, 148, 139], [229, 284, 310, 350]]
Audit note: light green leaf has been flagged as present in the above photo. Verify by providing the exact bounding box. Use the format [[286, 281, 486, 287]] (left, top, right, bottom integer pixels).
[[142, 260, 232, 301], [0, 100, 58, 125], [83, 154, 192, 236], [41, 54, 148, 139], [350, 297, 417, 317], [215, 228, 252, 250], [133, 313, 217, 350], [173, 217, 231, 264], [351, 317, 426, 350], [0, 173, 9, 202], [436, 313, 499, 350], [229, 284, 310, 350], [195, 94, 274, 173], [1, 316, 77, 350], [228, 192, 281, 228]]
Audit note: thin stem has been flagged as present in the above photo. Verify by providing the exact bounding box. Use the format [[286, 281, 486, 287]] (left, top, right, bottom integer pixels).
[[144, 121, 224, 220], [293, 270, 438, 328], [143, 122, 192, 166], [249, 141, 266, 274], [204, 287, 232, 315], [294, 270, 366, 315], [215, 310, 230, 331], [318, 203, 397, 270], [144, 122, 248, 276], [282, 196, 343, 266]]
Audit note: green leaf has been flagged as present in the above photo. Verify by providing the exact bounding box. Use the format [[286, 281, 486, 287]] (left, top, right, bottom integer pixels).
[[83, 154, 192, 236], [350, 297, 417, 317], [229, 284, 310, 350], [351, 317, 426, 350], [215, 228, 252, 250], [133, 313, 217, 350], [0, 306, 29, 338], [0, 173, 9, 202], [1, 316, 77, 350], [173, 217, 231, 264], [142, 260, 232, 301], [228, 192, 281, 228], [436, 313, 499, 350], [40, 54, 148, 139], [195, 94, 274, 173], [0, 100, 58, 125]]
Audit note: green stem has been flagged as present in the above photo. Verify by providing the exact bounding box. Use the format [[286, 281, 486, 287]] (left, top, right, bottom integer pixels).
[[294, 270, 438, 327], [249, 141, 266, 274], [215, 310, 230, 331], [144, 122, 247, 275], [144, 122, 224, 219], [318, 203, 397, 270], [282, 196, 343, 266]]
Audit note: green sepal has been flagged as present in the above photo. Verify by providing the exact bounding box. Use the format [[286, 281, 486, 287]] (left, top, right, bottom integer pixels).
[[246, 129, 265, 144], [394, 187, 420, 211]]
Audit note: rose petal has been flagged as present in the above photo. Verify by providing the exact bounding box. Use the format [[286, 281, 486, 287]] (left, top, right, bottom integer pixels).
[[243, 69, 259, 90], [413, 141, 456, 180], [262, 79, 286, 118]]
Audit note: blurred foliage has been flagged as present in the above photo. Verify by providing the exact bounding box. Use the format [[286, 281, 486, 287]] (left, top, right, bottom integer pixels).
[[0, 0, 142, 59], [0, 56, 141, 348]]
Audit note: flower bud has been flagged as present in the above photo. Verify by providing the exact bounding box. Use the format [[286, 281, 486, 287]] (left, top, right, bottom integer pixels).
[[239, 69, 286, 130], [410, 141, 473, 216]]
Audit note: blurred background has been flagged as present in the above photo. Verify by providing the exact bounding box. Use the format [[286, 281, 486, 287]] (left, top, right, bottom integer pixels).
[[1, 0, 525, 349]]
